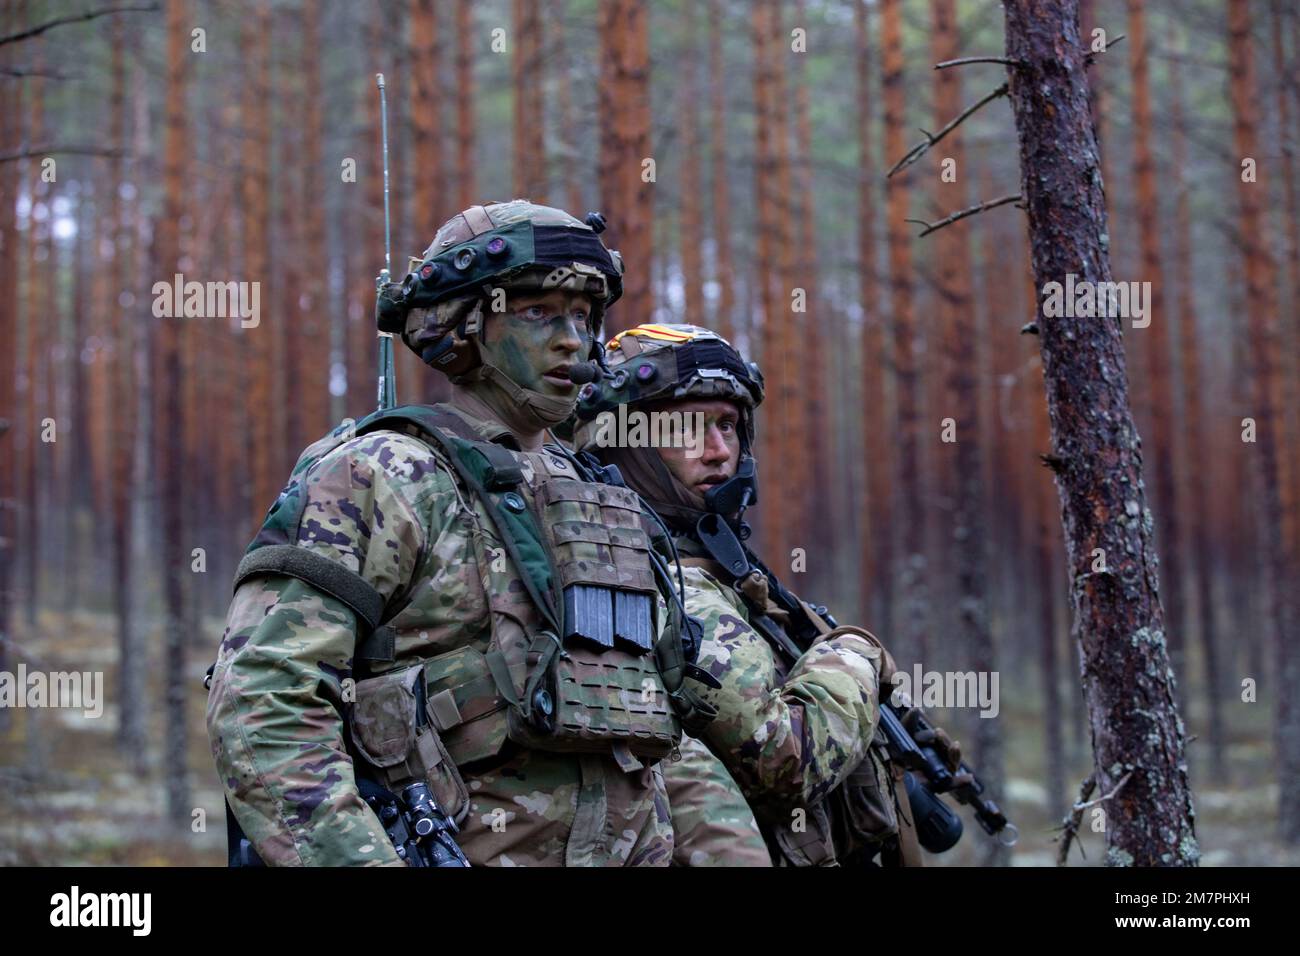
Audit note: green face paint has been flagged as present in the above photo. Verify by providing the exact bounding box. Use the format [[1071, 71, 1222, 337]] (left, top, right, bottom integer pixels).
[[479, 291, 595, 397]]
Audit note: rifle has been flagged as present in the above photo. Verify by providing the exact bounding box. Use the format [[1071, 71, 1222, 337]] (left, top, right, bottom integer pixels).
[[357, 776, 470, 868], [224, 777, 469, 868], [877, 699, 1017, 850], [693, 513, 1016, 854]]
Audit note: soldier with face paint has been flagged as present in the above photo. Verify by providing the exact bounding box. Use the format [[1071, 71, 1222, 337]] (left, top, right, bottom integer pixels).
[[574, 325, 931, 867], [206, 201, 717, 866]]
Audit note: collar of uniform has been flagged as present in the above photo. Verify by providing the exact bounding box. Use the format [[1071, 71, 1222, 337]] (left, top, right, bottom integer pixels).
[[671, 532, 708, 559], [440, 396, 524, 450]]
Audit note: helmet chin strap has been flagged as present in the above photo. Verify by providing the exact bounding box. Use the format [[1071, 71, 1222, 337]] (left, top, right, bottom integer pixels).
[[702, 455, 758, 525], [634, 447, 759, 532], [473, 356, 577, 430]]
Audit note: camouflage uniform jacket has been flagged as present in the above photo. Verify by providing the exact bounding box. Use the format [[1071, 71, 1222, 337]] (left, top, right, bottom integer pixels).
[[205, 404, 673, 866], [665, 733, 771, 866], [675, 559, 882, 827]]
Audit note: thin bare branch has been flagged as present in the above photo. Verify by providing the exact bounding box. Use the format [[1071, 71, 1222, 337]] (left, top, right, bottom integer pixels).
[[906, 193, 1022, 237], [889, 32, 1126, 181], [1, 66, 78, 80], [1054, 771, 1133, 865], [1054, 774, 1096, 865], [887, 83, 1009, 178], [1077, 771, 1134, 811], [934, 55, 1023, 70], [1084, 33, 1127, 65], [0, 145, 126, 164], [0, 3, 159, 48]]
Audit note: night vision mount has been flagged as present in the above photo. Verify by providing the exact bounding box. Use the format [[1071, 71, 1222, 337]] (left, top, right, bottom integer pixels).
[[377, 218, 625, 334]]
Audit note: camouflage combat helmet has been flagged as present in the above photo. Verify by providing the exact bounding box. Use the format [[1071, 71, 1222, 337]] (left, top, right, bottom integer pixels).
[[572, 324, 764, 451], [572, 324, 764, 526], [376, 199, 625, 380]]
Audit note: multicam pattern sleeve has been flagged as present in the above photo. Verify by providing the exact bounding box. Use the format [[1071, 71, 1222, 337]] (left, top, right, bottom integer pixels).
[[664, 733, 772, 866], [205, 431, 449, 866], [682, 565, 883, 821]]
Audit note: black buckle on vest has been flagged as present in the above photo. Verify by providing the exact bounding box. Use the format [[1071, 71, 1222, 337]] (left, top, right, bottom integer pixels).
[[471, 442, 523, 490], [695, 513, 750, 579]]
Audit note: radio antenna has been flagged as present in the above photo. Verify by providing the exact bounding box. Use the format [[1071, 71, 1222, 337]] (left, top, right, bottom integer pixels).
[[374, 72, 397, 410]]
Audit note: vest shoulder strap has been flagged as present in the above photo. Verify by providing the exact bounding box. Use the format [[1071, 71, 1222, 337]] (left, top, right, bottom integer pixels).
[[357, 404, 561, 636]]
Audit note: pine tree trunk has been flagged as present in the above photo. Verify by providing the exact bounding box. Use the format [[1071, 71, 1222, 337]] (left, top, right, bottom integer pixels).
[[929, 0, 1004, 864], [0, 0, 18, 720], [751, 0, 786, 561], [301, 1, 330, 435], [241, 7, 275, 536], [793, 0, 828, 590], [678, 0, 704, 326], [552, 0, 583, 214], [1167, 27, 1223, 781], [1227, 0, 1300, 844], [111, 14, 144, 765], [389, 22, 421, 411], [769, 0, 800, 561], [1002, 0, 1197, 866], [412, 0, 444, 228], [881, 0, 925, 665], [708, 0, 735, 343], [597, 0, 653, 334], [857, 0, 892, 636], [1031, 359, 1066, 821], [1269, 0, 1300, 582], [512, 0, 545, 202], [1079, 0, 1118, 268], [1127, 0, 1186, 699], [455, 0, 476, 210], [66, 185, 92, 609], [279, 21, 304, 454], [22, 28, 45, 630], [160, 0, 193, 826]]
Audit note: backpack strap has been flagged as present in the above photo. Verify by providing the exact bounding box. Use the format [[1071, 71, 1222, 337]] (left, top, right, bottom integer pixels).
[[229, 405, 486, 668], [356, 404, 562, 637], [234, 545, 385, 630], [233, 544, 396, 667]]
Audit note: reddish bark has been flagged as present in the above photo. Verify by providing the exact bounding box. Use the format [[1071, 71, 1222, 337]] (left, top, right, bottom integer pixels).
[[1227, 0, 1300, 843], [882, 0, 925, 662], [596, 0, 653, 334], [857, 0, 892, 635], [1003, 0, 1197, 865]]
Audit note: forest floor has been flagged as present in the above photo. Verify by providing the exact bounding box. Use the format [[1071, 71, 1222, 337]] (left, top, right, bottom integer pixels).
[[2, 606, 1298, 867]]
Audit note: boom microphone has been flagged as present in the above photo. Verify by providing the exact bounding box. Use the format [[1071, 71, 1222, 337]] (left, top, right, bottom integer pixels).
[[567, 362, 603, 384]]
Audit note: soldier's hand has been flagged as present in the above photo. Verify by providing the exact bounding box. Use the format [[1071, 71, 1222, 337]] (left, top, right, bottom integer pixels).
[[911, 721, 964, 775], [375, 280, 410, 332], [875, 644, 898, 696]]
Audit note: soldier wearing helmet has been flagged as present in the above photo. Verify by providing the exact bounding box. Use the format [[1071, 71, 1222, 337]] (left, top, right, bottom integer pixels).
[[574, 324, 916, 866], [207, 202, 715, 866]]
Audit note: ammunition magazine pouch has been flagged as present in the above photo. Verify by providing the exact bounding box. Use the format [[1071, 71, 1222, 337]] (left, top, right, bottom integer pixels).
[[768, 736, 903, 868], [349, 664, 470, 825], [773, 802, 838, 867], [479, 471, 680, 760], [827, 733, 902, 859]]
